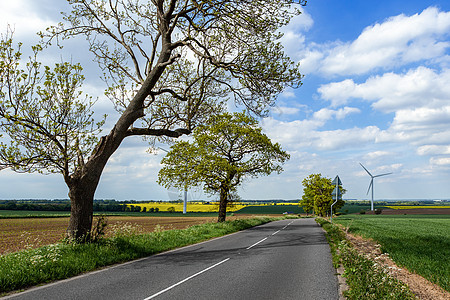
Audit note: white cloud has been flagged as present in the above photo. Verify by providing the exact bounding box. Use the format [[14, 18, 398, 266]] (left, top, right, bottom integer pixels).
[[261, 117, 324, 148], [280, 90, 296, 98], [417, 145, 450, 156], [430, 157, 450, 166], [279, 9, 314, 60], [0, 1, 56, 39], [298, 6, 450, 76], [376, 105, 450, 148], [364, 151, 394, 160], [319, 67, 450, 111], [272, 106, 301, 116], [262, 115, 380, 151], [317, 79, 358, 107], [391, 106, 450, 131], [314, 126, 380, 150], [313, 107, 360, 121]]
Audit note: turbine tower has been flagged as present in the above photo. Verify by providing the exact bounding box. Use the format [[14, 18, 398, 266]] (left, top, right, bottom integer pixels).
[[360, 163, 392, 211]]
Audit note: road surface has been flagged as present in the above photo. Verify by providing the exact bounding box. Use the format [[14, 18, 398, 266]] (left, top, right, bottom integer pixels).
[[4, 218, 339, 300]]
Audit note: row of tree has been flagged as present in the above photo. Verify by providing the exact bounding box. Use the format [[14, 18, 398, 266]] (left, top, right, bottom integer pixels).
[[0, 200, 144, 212]]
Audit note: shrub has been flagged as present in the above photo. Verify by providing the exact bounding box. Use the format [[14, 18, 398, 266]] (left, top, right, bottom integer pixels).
[[359, 209, 366, 214], [374, 208, 382, 215]]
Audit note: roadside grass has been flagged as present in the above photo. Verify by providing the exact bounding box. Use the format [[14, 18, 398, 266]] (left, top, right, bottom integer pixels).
[[0, 216, 285, 295], [316, 218, 416, 299], [334, 214, 450, 292]]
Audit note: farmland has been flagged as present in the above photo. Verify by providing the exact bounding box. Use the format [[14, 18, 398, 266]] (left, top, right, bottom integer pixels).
[[334, 214, 450, 292], [128, 201, 250, 212], [0, 216, 225, 254], [1, 200, 448, 256], [126, 201, 301, 213], [385, 205, 450, 209]]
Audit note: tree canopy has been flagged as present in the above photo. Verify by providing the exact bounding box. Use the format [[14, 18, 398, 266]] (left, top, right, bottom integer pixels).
[[1, 0, 306, 239], [300, 173, 345, 217], [0, 34, 104, 178], [158, 112, 290, 221], [46, 0, 305, 128]]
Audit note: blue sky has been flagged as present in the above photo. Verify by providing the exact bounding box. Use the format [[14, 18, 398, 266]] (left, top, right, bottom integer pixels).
[[1, 0, 450, 201]]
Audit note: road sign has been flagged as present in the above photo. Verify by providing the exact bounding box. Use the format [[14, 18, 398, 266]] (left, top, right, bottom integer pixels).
[[332, 186, 342, 200], [331, 175, 343, 223], [332, 187, 340, 195], [332, 175, 342, 186]]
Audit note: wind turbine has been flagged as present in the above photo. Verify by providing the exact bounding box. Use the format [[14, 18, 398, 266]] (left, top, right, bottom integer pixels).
[[360, 163, 393, 211]]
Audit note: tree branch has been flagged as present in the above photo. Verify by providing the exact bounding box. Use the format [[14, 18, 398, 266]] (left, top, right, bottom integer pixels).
[[125, 127, 190, 137]]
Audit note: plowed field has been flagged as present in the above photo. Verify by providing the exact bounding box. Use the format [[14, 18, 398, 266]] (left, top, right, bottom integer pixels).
[[0, 216, 249, 254]]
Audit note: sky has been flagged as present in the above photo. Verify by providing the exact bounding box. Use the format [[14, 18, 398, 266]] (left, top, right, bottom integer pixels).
[[1, 0, 450, 201]]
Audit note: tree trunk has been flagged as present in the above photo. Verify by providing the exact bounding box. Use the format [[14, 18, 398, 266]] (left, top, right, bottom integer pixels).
[[65, 134, 118, 240], [66, 164, 105, 240], [67, 181, 95, 241], [217, 186, 229, 222]]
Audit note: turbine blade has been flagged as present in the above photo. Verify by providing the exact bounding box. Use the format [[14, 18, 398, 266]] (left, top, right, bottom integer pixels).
[[366, 179, 373, 195], [374, 172, 393, 178], [359, 163, 373, 176]]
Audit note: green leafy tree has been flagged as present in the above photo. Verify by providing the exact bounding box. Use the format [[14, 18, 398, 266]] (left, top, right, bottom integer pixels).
[[2, 0, 305, 239], [301, 174, 345, 217], [158, 112, 290, 222], [0, 35, 107, 241], [299, 198, 314, 215]]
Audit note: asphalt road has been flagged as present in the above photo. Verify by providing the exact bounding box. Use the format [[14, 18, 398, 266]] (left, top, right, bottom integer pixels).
[[4, 218, 339, 300]]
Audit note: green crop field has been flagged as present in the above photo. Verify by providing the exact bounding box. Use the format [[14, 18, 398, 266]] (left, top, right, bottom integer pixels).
[[336, 204, 373, 214], [234, 204, 304, 214], [0, 210, 71, 218], [334, 214, 450, 291], [0, 210, 237, 218]]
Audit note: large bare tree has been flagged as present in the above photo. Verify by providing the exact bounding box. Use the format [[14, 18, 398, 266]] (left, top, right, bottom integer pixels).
[[1, 0, 305, 239]]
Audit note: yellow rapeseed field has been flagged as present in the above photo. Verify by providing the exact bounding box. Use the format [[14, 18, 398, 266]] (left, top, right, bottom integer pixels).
[[126, 202, 249, 212], [385, 205, 450, 210]]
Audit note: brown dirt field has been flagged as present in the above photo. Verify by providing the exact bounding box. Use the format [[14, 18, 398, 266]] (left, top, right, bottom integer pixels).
[[365, 208, 450, 215], [345, 232, 450, 300], [0, 215, 256, 255]]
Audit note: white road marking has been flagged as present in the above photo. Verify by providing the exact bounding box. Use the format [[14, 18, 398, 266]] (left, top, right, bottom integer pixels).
[[146, 220, 296, 298], [143, 258, 230, 299], [246, 237, 268, 249]]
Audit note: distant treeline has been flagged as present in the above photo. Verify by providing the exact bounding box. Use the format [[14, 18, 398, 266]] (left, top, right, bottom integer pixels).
[[1, 199, 447, 212], [0, 199, 139, 212], [0, 199, 298, 212], [346, 200, 448, 205]]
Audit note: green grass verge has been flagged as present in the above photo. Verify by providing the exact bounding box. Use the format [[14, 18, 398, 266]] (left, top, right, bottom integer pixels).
[[334, 214, 450, 292], [0, 216, 284, 295], [316, 218, 416, 299]]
